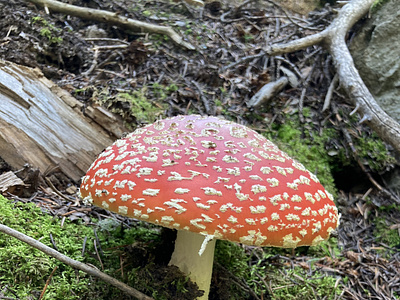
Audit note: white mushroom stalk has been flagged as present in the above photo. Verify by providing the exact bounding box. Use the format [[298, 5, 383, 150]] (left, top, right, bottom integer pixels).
[[80, 115, 340, 299], [169, 231, 216, 299]]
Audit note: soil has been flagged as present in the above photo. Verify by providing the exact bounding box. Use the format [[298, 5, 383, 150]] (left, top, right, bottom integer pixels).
[[1, 0, 400, 299]]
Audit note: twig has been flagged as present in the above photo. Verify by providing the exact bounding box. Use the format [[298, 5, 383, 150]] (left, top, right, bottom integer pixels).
[[82, 48, 99, 77], [120, 255, 125, 279], [221, 52, 265, 72], [0, 223, 154, 300], [93, 45, 129, 51], [49, 233, 58, 251], [191, 80, 214, 115], [322, 73, 339, 112], [84, 38, 131, 44], [82, 236, 88, 257], [275, 56, 302, 80], [39, 266, 58, 300], [94, 239, 104, 271], [298, 61, 317, 123], [44, 177, 72, 202], [26, 0, 195, 50], [266, 30, 326, 56]]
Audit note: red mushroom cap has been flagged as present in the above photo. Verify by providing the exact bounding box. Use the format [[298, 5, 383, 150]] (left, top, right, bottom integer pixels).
[[80, 115, 339, 248]]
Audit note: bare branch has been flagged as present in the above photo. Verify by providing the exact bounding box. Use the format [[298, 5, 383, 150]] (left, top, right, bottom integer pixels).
[[0, 223, 154, 300], [322, 73, 338, 112], [266, 31, 327, 56], [26, 0, 195, 50]]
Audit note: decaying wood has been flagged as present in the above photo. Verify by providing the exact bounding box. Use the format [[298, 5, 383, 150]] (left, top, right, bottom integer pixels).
[[246, 77, 289, 108], [265, 0, 400, 153], [0, 60, 127, 182], [26, 0, 195, 51], [0, 171, 25, 194]]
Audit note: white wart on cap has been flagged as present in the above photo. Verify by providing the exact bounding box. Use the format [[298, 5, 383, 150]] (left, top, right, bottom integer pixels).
[[80, 114, 339, 248]]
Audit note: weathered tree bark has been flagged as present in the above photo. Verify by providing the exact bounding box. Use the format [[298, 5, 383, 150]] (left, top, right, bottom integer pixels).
[[0, 60, 127, 182], [265, 0, 400, 154]]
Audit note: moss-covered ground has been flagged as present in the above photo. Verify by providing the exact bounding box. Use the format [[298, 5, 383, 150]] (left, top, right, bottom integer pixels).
[[1, 0, 399, 298], [1, 192, 346, 300], [0, 195, 200, 299]]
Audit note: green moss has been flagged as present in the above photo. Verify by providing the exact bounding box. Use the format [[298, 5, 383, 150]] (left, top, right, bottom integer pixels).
[[142, 10, 152, 17], [243, 34, 254, 43], [302, 107, 311, 118], [374, 215, 400, 248], [370, 0, 391, 14], [128, 262, 199, 300], [214, 241, 268, 298], [118, 90, 165, 124], [260, 108, 395, 197], [96, 218, 161, 247], [0, 195, 202, 299], [265, 120, 337, 196], [32, 16, 63, 44], [39, 28, 63, 44], [0, 195, 100, 299], [306, 237, 341, 260], [166, 83, 179, 93], [214, 240, 343, 299], [215, 241, 250, 279], [354, 133, 396, 172], [184, 24, 193, 36], [269, 268, 341, 300], [93, 86, 167, 126], [151, 82, 168, 100]]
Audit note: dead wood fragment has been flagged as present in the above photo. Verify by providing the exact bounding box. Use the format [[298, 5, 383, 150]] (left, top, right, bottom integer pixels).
[[0, 171, 25, 194], [0, 60, 127, 182], [322, 73, 338, 112], [26, 0, 195, 51], [246, 76, 288, 108], [0, 223, 154, 300], [183, 0, 204, 7], [264, 0, 400, 153]]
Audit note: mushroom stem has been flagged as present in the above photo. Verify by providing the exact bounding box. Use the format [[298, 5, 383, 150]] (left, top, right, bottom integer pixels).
[[169, 230, 216, 299]]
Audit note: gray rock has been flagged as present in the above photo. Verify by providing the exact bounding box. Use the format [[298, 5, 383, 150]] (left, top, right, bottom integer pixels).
[[350, 0, 400, 123]]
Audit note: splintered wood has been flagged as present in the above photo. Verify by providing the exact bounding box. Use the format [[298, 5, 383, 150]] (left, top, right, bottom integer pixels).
[[0, 60, 127, 182], [0, 171, 25, 194]]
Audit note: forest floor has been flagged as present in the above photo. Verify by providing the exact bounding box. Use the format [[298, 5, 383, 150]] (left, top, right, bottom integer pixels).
[[0, 0, 400, 299]]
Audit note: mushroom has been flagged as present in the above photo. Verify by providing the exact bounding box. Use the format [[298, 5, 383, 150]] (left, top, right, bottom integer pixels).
[[79, 115, 339, 299]]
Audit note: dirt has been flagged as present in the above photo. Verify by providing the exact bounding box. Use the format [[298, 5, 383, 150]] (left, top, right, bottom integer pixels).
[[1, 0, 400, 299]]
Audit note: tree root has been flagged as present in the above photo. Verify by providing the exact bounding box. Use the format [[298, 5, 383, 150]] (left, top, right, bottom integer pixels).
[[265, 0, 400, 153]]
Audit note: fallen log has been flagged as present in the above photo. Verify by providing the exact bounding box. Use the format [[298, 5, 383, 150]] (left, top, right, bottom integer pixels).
[[0, 60, 127, 182]]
